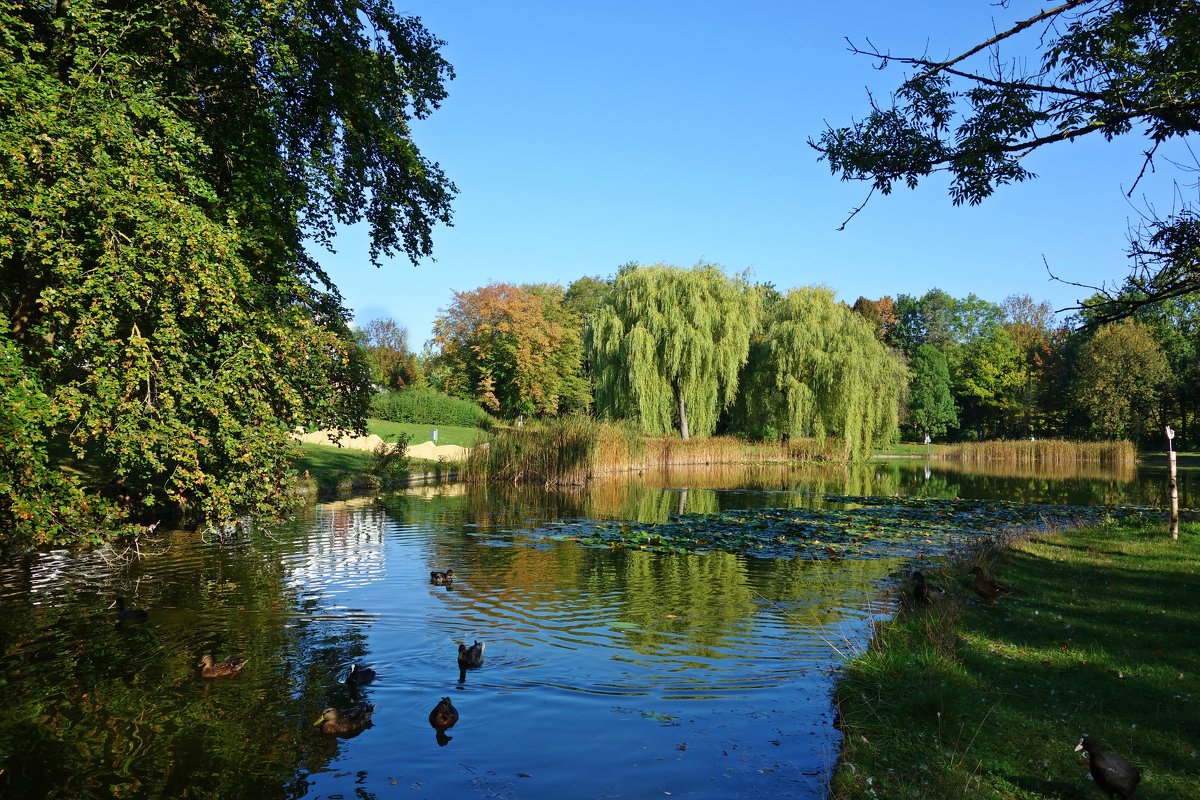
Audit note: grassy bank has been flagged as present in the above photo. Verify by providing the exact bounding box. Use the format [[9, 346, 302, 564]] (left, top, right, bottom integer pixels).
[[831, 522, 1200, 799], [294, 419, 485, 493]]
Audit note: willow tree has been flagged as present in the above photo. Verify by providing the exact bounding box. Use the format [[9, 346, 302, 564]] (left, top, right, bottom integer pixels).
[[743, 287, 906, 459], [590, 264, 760, 439]]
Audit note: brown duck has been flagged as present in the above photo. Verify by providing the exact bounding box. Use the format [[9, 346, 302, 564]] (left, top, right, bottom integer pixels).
[[969, 566, 1012, 606], [315, 703, 374, 737], [428, 696, 459, 731], [430, 569, 455, 586], [198, 654, 248, 678], [1075, 735, 1140, 799]]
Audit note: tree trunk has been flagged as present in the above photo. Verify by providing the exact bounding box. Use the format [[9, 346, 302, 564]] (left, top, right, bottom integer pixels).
[[674, 382, 690, 440]]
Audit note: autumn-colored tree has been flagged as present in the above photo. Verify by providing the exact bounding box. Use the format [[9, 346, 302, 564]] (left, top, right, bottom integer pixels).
[[851, 296, 898, 341], [590, 264, 760, 439], [431, 283, 588, 417], [1072, 320, 1173, 441]]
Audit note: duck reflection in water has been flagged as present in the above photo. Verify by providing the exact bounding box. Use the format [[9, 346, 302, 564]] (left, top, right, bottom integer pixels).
[[314, 703, 375, 738]]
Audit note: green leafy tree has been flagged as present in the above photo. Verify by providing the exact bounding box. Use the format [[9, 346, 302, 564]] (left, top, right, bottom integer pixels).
[[590, 264, 760, 439], [811, 1, 1200, 320], [1002, 294, 1059, 437], [0, 0, 455, 546], [954, 325, 1025, 440], [431, 283, 589, 417], [908, 344, 957, 440], [1072, 320, 1173, 441], [734, 287, 906, 458], [359, 318, 424, 390]]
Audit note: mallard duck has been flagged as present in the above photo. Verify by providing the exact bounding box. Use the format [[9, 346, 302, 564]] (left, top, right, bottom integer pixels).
[[198, 654, 248, 678], [430, 568, 455, 586], [115, 597, 148, 623], [315, 703, 374, 736], [345, 663, 377, 687], [428, 696, 459, 730], [1075, 736, 1141, 799], [912, 571, 946, 605], [457, 640, 485, 669], [969, 566, 1012, 606]]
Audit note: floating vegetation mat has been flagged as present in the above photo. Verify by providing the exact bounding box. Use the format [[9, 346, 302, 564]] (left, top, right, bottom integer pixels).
[[537, 496, 1161, 560]]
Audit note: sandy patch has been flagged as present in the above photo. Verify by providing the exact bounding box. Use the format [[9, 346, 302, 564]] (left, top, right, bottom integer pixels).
[[296, 430, 469, 462]]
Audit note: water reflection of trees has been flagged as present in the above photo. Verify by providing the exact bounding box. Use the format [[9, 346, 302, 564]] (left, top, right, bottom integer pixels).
[[0, 506, 392, 799]]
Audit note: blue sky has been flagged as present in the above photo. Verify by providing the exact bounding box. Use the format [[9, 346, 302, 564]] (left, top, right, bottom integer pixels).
[[320, 1, 1185, 347]]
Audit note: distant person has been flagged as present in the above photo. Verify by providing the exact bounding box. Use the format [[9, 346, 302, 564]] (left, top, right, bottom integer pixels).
[[432, 428, 438, 444], [924, 433, 931, 445]]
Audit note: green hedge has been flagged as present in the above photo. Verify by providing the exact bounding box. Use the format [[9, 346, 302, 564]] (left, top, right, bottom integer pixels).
[[370, 388, 492, 428]]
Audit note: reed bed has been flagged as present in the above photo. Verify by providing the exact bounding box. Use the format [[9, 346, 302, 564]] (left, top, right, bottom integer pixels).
[[463, 417, 848, 485], [933, 438, 1135, 466]]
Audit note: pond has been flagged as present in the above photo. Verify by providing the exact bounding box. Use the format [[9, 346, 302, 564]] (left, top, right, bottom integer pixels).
[[0, 459, 1189, 799]]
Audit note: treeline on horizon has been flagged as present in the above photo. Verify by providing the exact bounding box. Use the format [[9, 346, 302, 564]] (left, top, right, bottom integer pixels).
[[361, 261, 1196, 454]]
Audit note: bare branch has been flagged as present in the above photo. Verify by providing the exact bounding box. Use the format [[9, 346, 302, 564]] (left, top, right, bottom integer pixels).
[[847, 42, 1102, 100], [837, 185, 877, 232]]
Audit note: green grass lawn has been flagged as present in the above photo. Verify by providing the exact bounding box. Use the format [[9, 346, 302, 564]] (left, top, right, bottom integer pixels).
[[296, 442, 372, 476], [831, 522, 1200, 800], [294, 420, 486, 487], [876, 442, 948, 457], [365, 419, 486, 448]]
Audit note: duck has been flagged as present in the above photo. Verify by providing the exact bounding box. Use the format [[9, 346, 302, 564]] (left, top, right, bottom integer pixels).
[[198, 654, 248, 678], [315, 703, 374, 736], [911, 571, 946, 605], [969, 566, 1012, 606], [115, 597, 148, 623], [428, 696, 459, 731], [457, 640, 485, 682], [1075, 735, 1141, 799], [458, 640, 485, 669], [430, 568, 455, 586], [345, 663, 377, 687]]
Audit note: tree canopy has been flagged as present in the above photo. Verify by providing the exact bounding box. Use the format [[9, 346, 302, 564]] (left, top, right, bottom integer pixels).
[[908, 344, 957, 440], [743, 287, 906, 458], [1073, 319, 1172, 440], [811, 1, 1200, 320], [590, 264, 760, 439], [1, 0, 455, 548], [431, 283, 589, 417]]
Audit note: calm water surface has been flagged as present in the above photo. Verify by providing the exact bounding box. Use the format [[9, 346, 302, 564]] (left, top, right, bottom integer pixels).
[[0, 460, 1188, 799]]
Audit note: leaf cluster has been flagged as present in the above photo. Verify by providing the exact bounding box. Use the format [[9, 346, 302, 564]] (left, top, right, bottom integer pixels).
[[0, 0, 455, 545], [811, 1, 1200, 313]]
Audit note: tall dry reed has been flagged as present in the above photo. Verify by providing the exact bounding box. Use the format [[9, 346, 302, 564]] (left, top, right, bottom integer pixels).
[[934, 438, 1135, 466], [463, 418, 850, 485]]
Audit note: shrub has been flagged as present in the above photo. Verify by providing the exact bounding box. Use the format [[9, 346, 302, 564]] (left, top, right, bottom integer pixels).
[[370, 388, 492, 428], [367, 434, 409, 478]]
